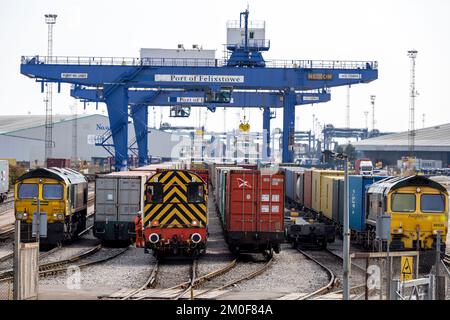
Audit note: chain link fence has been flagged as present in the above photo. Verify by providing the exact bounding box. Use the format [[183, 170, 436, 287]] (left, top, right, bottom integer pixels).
[[0, 280, 13, 300], [350, 250, 447, 300]]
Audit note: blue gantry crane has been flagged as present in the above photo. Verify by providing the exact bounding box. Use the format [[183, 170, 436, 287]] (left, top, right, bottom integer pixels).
[[70, 86, 331, 165], [20, 9, 378, 169]]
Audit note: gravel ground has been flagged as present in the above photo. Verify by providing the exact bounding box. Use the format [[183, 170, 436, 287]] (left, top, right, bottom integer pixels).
[[196, 192, 235, 279], [232, 247, 329, 293], [195, 187, 329, 296], [153, 258, 192, 288], [38, 223, 155, 292], [39, 245, 155, 290]]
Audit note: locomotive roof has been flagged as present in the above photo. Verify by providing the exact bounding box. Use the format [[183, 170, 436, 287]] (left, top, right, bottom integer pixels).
[[17, 167, 87, 184], [97, 170, 156, 179], [367, 175, 448, 195]]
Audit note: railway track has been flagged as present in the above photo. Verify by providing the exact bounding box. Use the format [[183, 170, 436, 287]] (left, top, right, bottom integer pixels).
[[0, 198, 14, 214], [295, 247, 370, 300], [192, 257, 271, 299], [113, 255, 274, 300], [442, 253, 450, 265], [0, 245, 61, 266], [0, 225, 14, 241], [296, 249, 336, 300]]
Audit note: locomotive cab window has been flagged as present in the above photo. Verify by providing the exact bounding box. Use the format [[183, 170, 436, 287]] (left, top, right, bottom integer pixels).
[[187, 183, 205, 203], [18, 184, 38, 199], [43, 184, 63, 200], [146, 183, 163, 203], [391, 193, 416, 212], [421, 194, 445, 213]]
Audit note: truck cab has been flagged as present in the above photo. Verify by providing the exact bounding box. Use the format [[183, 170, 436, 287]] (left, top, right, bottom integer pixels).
[[355, 159, 374, 175]]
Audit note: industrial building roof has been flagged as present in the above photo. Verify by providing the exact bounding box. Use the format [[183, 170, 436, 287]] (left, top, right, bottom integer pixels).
[[354, 123, 450, 152], [0, 114, 106, 135]]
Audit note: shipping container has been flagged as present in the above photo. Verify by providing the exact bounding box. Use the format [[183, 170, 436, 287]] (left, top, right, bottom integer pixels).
[[47, 158, 71, 168], [312, 170, 344, 213], [295, 171, 305, 205], [348, 175, 386, 232], [224, 169, 284, 254], [214, 167, 246, 226], [281, 167, 305, 203], [209, 163, 257, 191], [321, 175, 337, 220], [332, 177, 344, 224], [188, 169, 209, 186], [0, 160, 9, 201], [94, 170, 155, 242], [303, 169, 313, 209]]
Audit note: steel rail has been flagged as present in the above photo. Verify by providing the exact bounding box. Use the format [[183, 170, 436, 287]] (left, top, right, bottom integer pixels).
[[131, 258, 238, 300], [193, 257, 273, 299], [325, 248, 366, 272], [0, 244, 102, 281], [0, 244, 61, 269], [296, 249, 336, 300], [173, 259, 198, 300], [120, 260, 160, 300]]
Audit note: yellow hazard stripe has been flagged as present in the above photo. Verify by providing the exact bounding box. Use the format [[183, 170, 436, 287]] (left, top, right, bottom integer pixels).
[[168, 185, 187, 199], [177, 171, 191, 183]]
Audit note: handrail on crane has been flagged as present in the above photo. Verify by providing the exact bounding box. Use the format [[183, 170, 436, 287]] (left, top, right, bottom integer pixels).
[[21, 55, 378, 70]]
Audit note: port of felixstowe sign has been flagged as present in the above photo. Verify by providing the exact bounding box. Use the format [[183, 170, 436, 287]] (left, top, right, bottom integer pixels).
[[155, 74, 244, 83]]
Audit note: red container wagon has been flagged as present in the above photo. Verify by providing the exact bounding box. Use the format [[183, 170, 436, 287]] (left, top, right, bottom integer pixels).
[[188, 169, 209, 188], [224, 169, 284, 257]]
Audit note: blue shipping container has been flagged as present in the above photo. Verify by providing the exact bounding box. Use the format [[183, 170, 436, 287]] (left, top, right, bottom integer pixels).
[[282, 167, 304, 202], [284, 168, 295, 201], [348, 175, 386, 232]]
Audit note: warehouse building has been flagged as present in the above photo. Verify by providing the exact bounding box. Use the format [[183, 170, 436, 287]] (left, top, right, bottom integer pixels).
[[353, 123, 450, 168], [0, 114, 188, 166]]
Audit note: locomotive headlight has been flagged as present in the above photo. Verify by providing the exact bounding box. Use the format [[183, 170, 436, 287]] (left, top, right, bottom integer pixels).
[[149, 233, 159, 244], [191, 220, 198, 226], [52, 213, 64, 220], [16, 212, 24, 219], [191, 233, 202, 244], [151, 221, 160, 227], [416, 187, 421, 193]]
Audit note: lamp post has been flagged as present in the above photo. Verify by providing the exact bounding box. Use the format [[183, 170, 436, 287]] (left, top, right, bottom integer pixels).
[[323, 150, 349, 300]]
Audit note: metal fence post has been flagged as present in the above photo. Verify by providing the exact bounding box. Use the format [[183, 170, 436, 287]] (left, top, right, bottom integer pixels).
[[13, 219, 20, 300], [390, 279, 400, 300]]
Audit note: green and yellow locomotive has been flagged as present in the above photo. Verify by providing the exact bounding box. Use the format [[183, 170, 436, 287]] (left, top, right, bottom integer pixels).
[[366, 175, 448, 251], [15, 168, 88, 245]]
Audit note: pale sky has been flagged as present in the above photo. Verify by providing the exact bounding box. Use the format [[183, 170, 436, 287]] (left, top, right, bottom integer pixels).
[[1, 0, 449, 135]]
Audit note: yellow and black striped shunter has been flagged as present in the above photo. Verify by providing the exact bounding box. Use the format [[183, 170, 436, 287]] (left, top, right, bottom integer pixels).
[[143, 169, 208, 257], [366, 175, 448, 252], [15, 168, 88, 245]]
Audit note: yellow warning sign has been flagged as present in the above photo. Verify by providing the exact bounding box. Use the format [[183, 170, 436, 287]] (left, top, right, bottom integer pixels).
[[401, 256, 413, 281]]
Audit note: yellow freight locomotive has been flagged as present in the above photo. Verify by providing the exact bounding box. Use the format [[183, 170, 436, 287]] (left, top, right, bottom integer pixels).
[[142, 169, 208, 257], [15, 168, 88, 245], [366, 175, 448, 251]]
